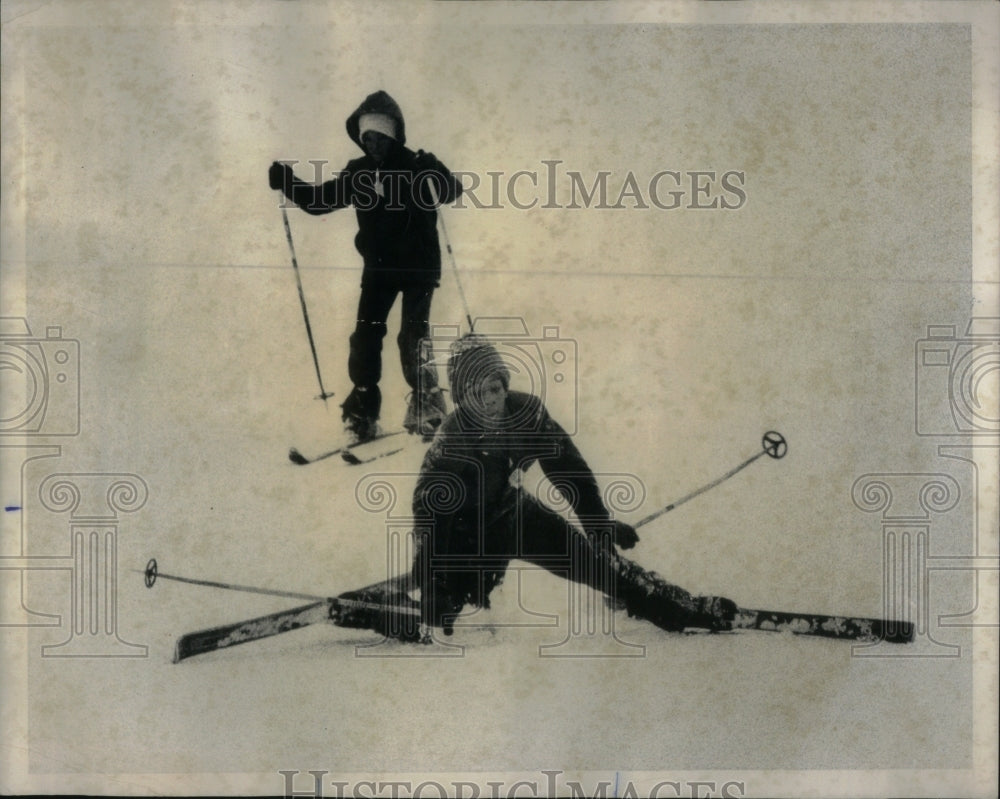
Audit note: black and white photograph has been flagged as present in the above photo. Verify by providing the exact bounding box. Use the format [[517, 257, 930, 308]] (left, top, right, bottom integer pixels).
[[1, 1, 997, 796]]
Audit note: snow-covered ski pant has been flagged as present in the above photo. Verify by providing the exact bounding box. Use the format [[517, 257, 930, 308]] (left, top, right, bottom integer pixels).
[[348, 280, 439, 399], [414, 490, 706, 633]]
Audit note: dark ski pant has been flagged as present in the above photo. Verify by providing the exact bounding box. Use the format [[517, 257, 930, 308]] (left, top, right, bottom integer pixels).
[[348, 280, 439, 396], [413, 491, 706, 634]]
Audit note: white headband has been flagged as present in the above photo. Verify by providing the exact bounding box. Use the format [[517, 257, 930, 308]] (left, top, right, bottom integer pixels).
[[358, 113, 397, 141]]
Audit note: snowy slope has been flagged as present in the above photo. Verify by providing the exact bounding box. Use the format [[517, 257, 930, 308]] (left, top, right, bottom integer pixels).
[[18, 263, 975, 781], [3, 5, 993, 797]]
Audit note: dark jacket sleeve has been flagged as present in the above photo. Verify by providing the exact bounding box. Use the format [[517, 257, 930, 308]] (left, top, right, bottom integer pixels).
[[532, 405, 610, 524], [413, 152, 463, 207], [280, 164, 355, 216]]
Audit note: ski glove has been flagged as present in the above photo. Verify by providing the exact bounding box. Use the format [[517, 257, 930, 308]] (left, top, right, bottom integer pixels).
[[269, 161, 293, 191], [413, 149, 437, 171], [587, 520, 639, 551], [614, 520, 640, 550]]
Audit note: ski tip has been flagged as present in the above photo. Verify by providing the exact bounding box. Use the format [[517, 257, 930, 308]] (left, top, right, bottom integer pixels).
[[288, 448, 309, 465], [340, 450, 362, 465], [878, 620, 915, 644]]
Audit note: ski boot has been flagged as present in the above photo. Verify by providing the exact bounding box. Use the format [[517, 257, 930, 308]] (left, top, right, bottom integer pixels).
[[614, 559, 737, 633], [330, 594, 423, 643], [341, 385, 381, 445], [403, 386, 448, 440], [613, 562, 689, 632], [692, 595, 738, 631]]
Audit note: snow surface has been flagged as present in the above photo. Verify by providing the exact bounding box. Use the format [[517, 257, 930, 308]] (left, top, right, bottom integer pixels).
[[3, 5, 992, 796], [16, 260, 976, 782]]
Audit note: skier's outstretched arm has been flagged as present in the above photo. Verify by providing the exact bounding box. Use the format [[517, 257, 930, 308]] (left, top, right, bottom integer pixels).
[[534, 405, 640, 551], [268, 161, 352, 215]]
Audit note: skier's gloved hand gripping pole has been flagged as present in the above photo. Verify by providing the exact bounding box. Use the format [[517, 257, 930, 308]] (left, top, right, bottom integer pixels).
[[634, 431, 787, 531], [272, 162, 334, 406]]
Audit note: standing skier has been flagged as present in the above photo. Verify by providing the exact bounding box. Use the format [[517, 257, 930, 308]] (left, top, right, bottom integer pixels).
[[269, 90, 462, 443], [403, 333, 738, 640]]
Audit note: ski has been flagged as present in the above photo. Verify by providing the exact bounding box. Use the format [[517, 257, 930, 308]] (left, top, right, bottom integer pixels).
[[288, 430, 407, 466], [173, 600, 330, 662], [340, 432, 425, 465], [172, 600, 912, 663], [172, 595, 422, 662], [730, 607, 913, 643], [172, 575, 421, 662], [154, 556, 913, 661]]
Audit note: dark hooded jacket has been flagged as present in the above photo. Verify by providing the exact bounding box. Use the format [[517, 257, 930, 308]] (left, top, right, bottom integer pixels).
[[279, 91, 462, 287], [410, 391, 612, 608], [413, 390, 610, 525]]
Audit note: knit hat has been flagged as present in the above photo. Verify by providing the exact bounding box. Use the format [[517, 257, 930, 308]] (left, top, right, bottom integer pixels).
[[358, 112, 397, 142], [447, 334, 510, 406]]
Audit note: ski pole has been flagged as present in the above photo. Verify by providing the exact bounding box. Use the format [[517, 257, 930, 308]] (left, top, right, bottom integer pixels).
[[139, 558, 421, 617], [635, 431, 787, 529], [279, 199, 334, 405], [140, 557, 324, 601], [427, 179, 475, 333]]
